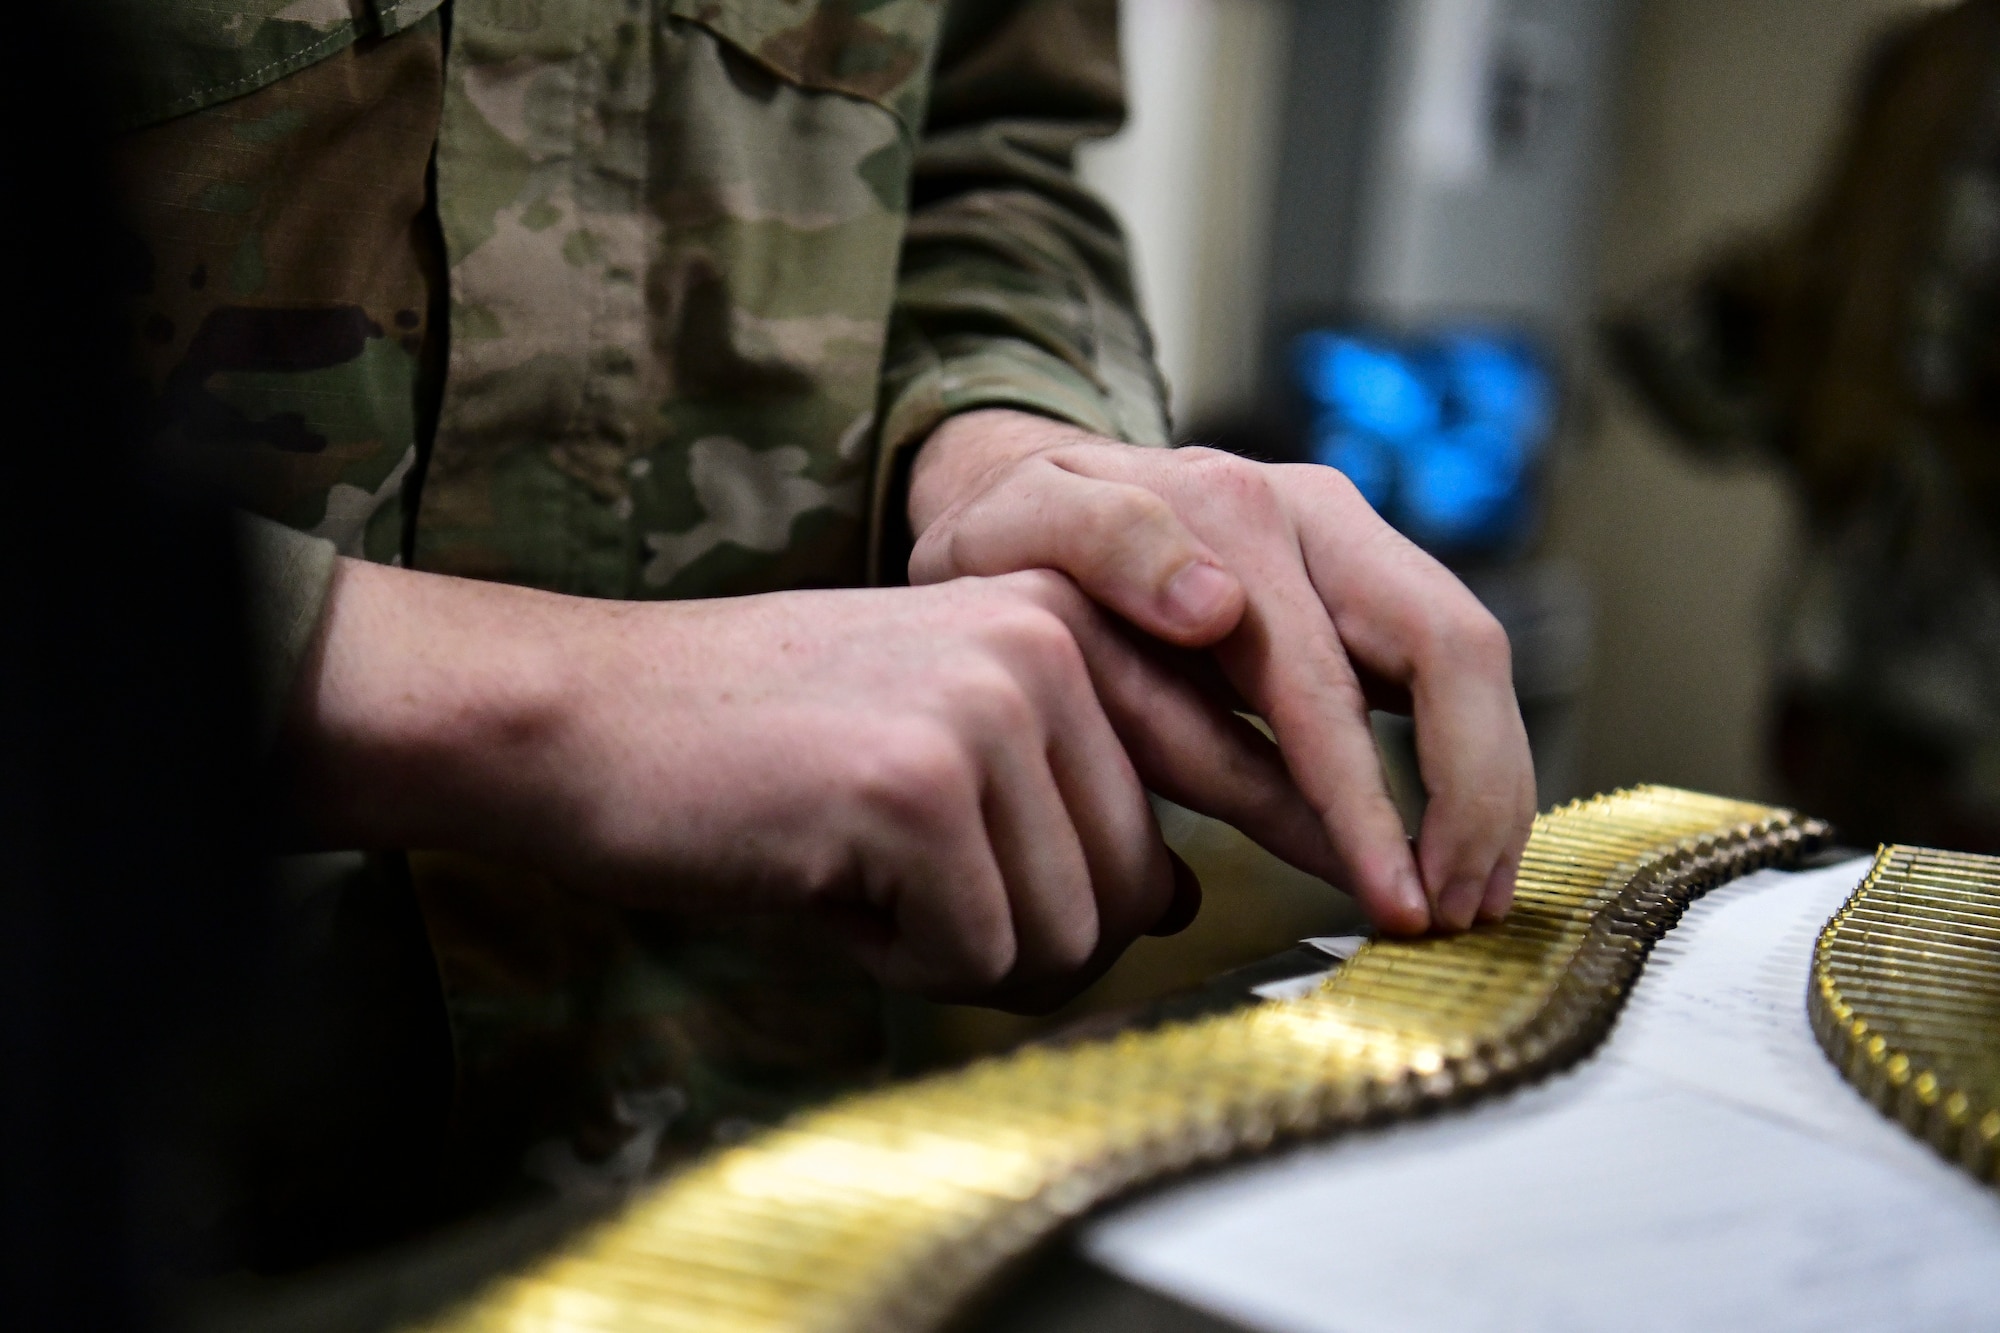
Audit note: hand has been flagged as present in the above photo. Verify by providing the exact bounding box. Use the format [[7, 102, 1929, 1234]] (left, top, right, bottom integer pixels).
[[907, 409, 1537, 935], [284, 559, 1204, 1011]]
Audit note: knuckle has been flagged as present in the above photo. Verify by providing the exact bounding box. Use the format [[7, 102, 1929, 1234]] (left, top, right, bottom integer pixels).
[[995, 566, 1076, 611], [935, 508, 991, 578], [1416, 595, 1512, 674], [856, 722, 977, 830], [1045, 902, 1101, 975], [1104, 868, 1168, 947], [1044, 935, 1095, 979], [992, 599, 1087, 678], [946, 657, 1040, 738], [1203, 454, 1283, 521], [1092, 484, 1177, 540], [1430, 775, 1523, 831], [915, 488, 1017, 582], [1172, 443, 1228, 467], [1297, 461, 1389, 526], [959, 922, 1017, 990], [1310, 462, 1365, 506], [907, 527, 954, 583], [1465, 784, 1520, 826], [1456, 605, 1515, 673], [1037, 438, 1104, 471]]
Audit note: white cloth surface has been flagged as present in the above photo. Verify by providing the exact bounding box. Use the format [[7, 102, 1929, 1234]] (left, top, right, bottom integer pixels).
[[1083, 857, 2000, 1332]]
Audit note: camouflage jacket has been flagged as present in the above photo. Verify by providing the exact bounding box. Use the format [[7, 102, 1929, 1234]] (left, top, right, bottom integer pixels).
[[106, 0, 1167, 1222], [1608, 0, 2000, 848]]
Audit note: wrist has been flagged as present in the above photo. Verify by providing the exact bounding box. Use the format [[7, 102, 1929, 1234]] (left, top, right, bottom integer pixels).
[[907, 408, 1092, 539]]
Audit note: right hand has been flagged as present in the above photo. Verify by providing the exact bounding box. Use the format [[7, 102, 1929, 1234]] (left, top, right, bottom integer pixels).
[[907, 411, 1536, 935], [286, 562, 1330, 1010]]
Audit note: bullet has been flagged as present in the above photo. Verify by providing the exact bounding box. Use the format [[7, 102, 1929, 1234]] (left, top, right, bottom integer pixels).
[[1827, 903, 2000, 949], [1865, 864, 2000, 906], [1822, 940, 2000, 988], [1819, 978, 2000, 1026], [1884, 845, 2000, 873], [1821, 942, 2000, 991], [1827, 1015, 2000, 1065]]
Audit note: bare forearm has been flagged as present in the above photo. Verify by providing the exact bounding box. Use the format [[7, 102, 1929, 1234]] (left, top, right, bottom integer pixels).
[[279, 557, 590, 861]]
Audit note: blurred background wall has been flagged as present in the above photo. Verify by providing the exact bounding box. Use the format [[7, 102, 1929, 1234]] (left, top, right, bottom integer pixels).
[[1081, 0, 1292, 427], [1544, 0, 1956, 803]]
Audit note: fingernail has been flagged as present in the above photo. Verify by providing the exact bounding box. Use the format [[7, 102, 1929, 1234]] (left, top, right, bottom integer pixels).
[[1476, 861, 1516, 922], [1393, 869, 1430, 934], [1163, 560, 1236, 629]]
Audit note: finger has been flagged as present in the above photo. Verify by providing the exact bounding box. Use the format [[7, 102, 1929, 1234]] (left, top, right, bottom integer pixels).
[[1409, 664, 1534, 932], [867, 792, 1018, 999], [997, 578, 1177, 946], [909, 458, 1246, 647], [1010, 456, 1433, 932], [968, 581, 1191, 1014], [977, 730, 1104, 994], [1058, 604, 1344, 885], [1477, 854, 1518, 923], [1040, 676, 1176, 947], [834, 715, 1022, 997], [978, 742, 1167, 1015], [1410, 683, 1533, 932], [991, 823, 1185, 1014], [1294, 481, 1536, 930], [1213, 572, 1432, 935]]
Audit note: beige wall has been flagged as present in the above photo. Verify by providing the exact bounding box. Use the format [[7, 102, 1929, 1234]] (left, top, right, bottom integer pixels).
[[1082, 0, 1289, 426], [1547, 0, 1946, 802]]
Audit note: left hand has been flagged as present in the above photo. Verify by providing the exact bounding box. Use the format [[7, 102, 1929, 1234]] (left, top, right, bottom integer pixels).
[[907, 408, 1537, 935]]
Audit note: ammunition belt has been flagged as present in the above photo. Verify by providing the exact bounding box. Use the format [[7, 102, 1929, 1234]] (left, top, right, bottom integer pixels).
[[417, 786, 1825, 1333], [1810, 843, 2000, 1186]]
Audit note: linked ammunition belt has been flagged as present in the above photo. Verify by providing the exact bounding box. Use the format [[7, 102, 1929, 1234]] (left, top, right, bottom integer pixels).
[[418, 787, 1824, 1333], [1810, 844, 2000, 1187]]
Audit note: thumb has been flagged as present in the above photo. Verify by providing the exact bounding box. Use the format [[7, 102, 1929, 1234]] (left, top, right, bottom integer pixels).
[[910, 462, 1246, 647]]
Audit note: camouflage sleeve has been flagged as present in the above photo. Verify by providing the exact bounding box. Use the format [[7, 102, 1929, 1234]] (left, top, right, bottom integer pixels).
[[238, 512, 338, 749], [871, 0, 1170, 575]]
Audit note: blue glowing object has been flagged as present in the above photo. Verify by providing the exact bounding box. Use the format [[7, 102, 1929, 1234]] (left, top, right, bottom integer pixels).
[[1436, 334, 1550, 441], [1295, 333, 1440, 439], [1294, 326, 1552, 554], [1402, 441, 1514, 548]]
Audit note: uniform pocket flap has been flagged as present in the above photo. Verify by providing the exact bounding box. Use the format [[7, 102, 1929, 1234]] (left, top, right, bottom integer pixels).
[[664, 0, 939, 132], [109, 0, 444, 130]]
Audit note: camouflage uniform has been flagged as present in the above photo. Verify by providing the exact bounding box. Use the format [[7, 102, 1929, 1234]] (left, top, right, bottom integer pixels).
[[106, 0, 1167, 1219], [1609, 0, 2000, 852]]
